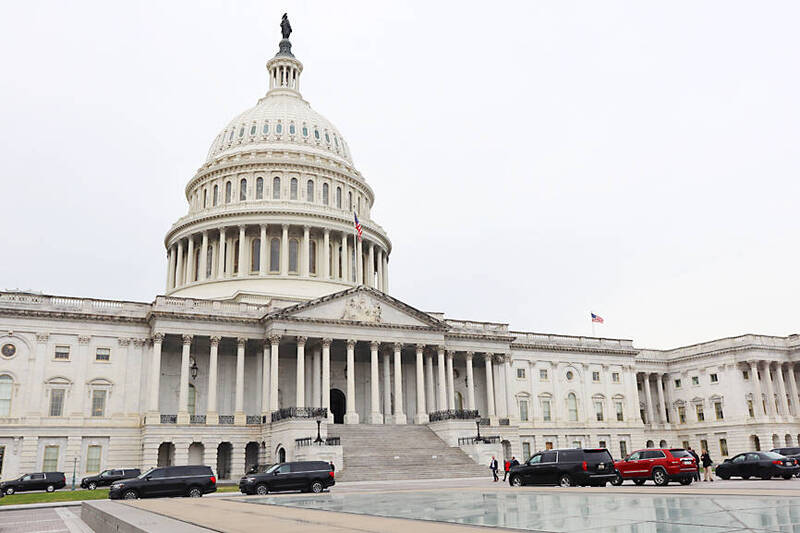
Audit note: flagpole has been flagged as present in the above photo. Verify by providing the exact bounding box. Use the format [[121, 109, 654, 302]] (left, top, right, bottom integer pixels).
[[592, 321, 596, 337]]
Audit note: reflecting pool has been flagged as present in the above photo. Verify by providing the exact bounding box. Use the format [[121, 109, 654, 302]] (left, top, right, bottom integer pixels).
[[243, 490, 800, 532]]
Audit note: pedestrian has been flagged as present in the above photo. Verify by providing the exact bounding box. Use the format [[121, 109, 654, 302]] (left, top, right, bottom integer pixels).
[[490, 456, 499, 482], [687, 447, 700, 481], [503, 458, 511, 481], [510, 456, 520, 468], [701, 449, 714, 482]]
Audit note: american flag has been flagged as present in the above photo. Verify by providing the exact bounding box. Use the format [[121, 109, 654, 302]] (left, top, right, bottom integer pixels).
[[591, 312, 604, 324], [353, 212, 362, 241]]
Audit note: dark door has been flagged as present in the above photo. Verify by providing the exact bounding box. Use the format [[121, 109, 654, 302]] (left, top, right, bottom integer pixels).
[[536, 451, 559, 484], [271, 463, 294, 490], [744, 453, 762, 477], [729, 454, 746, 477], [31, 473, 47, 490], [520, 454, 541, 483], [330, 389, 346, 424], [143, 468, 170, 496]]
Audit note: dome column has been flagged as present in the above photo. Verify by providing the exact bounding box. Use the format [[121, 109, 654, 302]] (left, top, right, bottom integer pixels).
[[199, 231, 208, 281], [340, 233, 348, 282], [185, 235, 195, 284], [167, 245, 176, 291], [301, 226, 310, 277], [175, 240, 184, 288], [356, 237, 363, 285], [281, 225, 289, 275], [323, 229, 331, 279], [383, 253, 389, 292], [259, 225, 267, 276], [376, 248, 383, 292], [216, 228, 226, 280], [237, 225, 246, 277], [367, 242, 374, 288]]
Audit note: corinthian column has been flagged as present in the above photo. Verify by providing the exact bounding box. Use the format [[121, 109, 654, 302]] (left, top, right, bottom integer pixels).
[[145, 333, 164, 424], [484, 354, 496, 418], [175, 240, 184, 287], [425, 350, 435, 412], [465, 352, 475, 410], [296, 337, 306, 408], [217, 228, 226, 279], [446, 351, 456, 410], [642, 374, 654, 425], [177, 335, 193, 424], [369, 341, 383, 424], [237, 226, 246, 277], [750, 360, 765, 417], [259, 225, 267, 276], [269, 335, 280, 414], [383, 350, 391, 420], [207, 336, 220, 424], [392, 343, 406, 424], [234, 337, 246, 425], [260, 338, 269, 418], [437, 346, 447, 412], [323, 229, 330, 279], [345, 340, 359, 424], [322, 339, 332, 422], [414, 344, 428, 424], [199, 231, 208, 281], [185, 236, 195, 284]]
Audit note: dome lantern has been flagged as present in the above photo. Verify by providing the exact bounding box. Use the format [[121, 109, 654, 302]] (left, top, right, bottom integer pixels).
[[266, 14, 302, 96]]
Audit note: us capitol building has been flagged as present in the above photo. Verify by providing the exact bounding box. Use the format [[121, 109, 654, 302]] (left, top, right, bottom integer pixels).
[[1, 18, 798, 482]]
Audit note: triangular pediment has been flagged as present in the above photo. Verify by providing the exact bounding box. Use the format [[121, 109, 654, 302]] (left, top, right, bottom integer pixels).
[[267, 286, 448, 329]]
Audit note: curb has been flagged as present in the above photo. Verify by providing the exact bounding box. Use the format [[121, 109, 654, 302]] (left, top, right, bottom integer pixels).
[[0, 500, 83, 511]]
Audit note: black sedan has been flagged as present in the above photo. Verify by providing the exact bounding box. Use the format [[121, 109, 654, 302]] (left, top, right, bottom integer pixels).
[[716, 452, 799, 480]]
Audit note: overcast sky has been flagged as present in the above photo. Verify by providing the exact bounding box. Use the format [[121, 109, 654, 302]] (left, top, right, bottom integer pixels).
[[1, 1, 798, 349]]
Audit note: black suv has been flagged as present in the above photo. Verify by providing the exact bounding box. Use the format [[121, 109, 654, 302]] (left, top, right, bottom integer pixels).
[[772, 448, 800, 475], [81, 468, 141, 490], [108, 465, 216, 500], [1, 472, 66, 494], [509, 448, 616, 487], [239, 461, 335, 495]]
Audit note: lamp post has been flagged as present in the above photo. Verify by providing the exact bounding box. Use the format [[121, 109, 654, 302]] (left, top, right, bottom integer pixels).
[[314, 418, 323, 444], [475, 417, 484, 444]]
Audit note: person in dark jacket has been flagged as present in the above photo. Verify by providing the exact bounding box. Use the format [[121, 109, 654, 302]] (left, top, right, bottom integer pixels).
[[687, 447, 701, 481], [701, 449, 714, 482], [490, 456, 499, 482], [510, 456, 520, 468]]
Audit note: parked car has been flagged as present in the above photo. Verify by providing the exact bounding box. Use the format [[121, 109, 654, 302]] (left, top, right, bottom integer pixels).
[[108, 465, 216, 500], [611, 448, 696, 486], [239, 461, 335, 495], [508, 448, 616, 487], [771, 448, 800, 475], [81, 468, 141, 490], [0, 472, 66, 495], [715, 451, 799, 480]]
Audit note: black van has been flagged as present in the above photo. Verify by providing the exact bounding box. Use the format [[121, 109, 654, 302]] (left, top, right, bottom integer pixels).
[[509, 448, 616, 487], [108, 465, 216, 500], [1, 472, 66, 494], [239, 461, 335, 495], [81, 468, 141, 490]]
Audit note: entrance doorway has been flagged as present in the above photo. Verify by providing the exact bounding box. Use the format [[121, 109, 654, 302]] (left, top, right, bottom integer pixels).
[[217, 442, 232, 479], [157, 442, 175, 467], [244, 442, 259, 473], [330, 388, 346, 424], [277, 447, 286, 463], [501, 440, 512, 461]]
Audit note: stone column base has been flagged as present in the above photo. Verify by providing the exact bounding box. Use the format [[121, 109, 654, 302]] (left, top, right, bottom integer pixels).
[[206, 411, 219, 425], [391, 413, 407, 425], [344, 412, 360, 425], [413, 413, 430, 425], [487, 416, 500, 426], [177, 412, 190, 425], [144, 411, 161, 425], [234, 412, 246, 425], [368, 412, 384, 424]]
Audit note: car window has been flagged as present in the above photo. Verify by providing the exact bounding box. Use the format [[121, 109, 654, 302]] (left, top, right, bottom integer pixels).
[[558, 450, 581, 462], [584, 450, 612, 463], [148, 468, 169, 479], [265, 464, 280, 474], [732, 454, 746, 463], [746, 453, 761, 461], [764, 452, 785, 460], [669, 450, 692, 458], [527, 454, 542, 465], [290, 463, 309, 473], [32, 473, 45, 480], [21, 474, 32, 481], [276, 464, 291, 474], [646, 451, 666, 459], [138, 468, 155, 479], [628, 452, 641, 461], [541, 451, 557, 463]]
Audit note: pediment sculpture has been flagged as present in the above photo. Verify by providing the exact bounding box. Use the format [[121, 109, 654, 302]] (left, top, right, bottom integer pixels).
[[341, 295, 382, 323]]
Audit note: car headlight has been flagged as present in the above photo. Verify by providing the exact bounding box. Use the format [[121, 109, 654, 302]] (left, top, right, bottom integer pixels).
[[111, 483, 123, 490], [245, 477, 256, 482]]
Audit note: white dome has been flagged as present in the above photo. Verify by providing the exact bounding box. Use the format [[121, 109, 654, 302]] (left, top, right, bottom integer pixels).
[[206, 92, 353, 165]]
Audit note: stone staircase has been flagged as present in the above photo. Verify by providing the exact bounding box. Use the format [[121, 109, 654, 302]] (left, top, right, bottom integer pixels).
[[326, 425, 489, 482]]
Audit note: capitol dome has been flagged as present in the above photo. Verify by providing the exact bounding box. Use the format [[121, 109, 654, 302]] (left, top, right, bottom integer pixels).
[[162, 20, 391, 305]]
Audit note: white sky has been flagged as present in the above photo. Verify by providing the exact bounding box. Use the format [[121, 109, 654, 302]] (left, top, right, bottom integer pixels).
[[1, 1, 798, 349]]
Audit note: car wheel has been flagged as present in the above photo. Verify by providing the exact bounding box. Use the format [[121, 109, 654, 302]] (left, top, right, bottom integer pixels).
[[558, 474, 573, 487], [633, 479, 646, 486], [741, 475, 750, 480], [718, 474, 729, 480], [610, 473, 623, 486], [310, 481, 324, 494], [783, 474, 793, 480], [187, 487, 203, 498], [5, 487, 15, 495], [510, 475, 523, 487], [88, 482, 97, 491], [653, 469, 668, 486], [123, 490, 138, 500], [255, 484, 268, 495], [46, 485, 55, 493], [679, 477, 692, 485]]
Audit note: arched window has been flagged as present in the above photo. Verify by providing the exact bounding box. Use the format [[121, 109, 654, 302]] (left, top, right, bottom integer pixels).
[[228, 129, 234, 141], [203, 189, 207, 208], [289, 239, 299, 273], [251, 238, 260, 271], [0, 375, 12, 416], [306, 180, 314, 202], [272, 177, 281, 199], [309, 241, 317, 275], [322, 183, 329, 205], [348, 191, 353, 211], [225, 182, 232, 203], [239, 178, 247, 201], [302, 125, 308, 137], [567, 393, 578, 422], [289, 123, 296, 135], [205, 246, 213, 278], [325, 131, 330, 144], [187, 384, 196, 416], [233, 240, 240, 274], [213, 185, 218, 206], [276, 122, 283, 134], [238, 126, 244, 138], [314, 128, 320, 140], [249, 123, 256, 135], [336, 187, 342, 208], [269, 238, 280, 272], [455, 391, 463, 411], [256, 177, 263, 199], [263, 122, 269, 134], [290, 178, 298, 200]]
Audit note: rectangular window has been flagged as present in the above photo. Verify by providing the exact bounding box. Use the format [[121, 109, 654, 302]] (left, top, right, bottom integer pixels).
[[678, 406, 686, 424], [516, 368, 526, 379], [747, 399, 754, 417], [612, 372, 620, 383], [598, 440, 607, 449], [592, 371, 600, 382], [700, 439, 708, 452], [692, 376, 700, 386], [95, 348, 110, 362], [86, 445, 101, 473], [542, 400, 551, 421], [545, 441, 553, 450], [519, 400, 529, 421], [54, 346, 70, 360], [714, 402, 724, 420], [0, 378, 11, 416], [522, 442, 531, 460], [49, 389, 65, 417], [539, 369, 548, 381], [43, 445, 59, 471], [615, 401, 624, 421], [91, 390, 106, 417], [619, 441, 628, 458], [695, 404, 705, 421], [742, 370, 749, 380], [719, 438, 729, 457], [674, 379, 681, 389], [594, 401, 604, 421], [682, 440, 690, 449], [572, 440, 581, 449], [710, 373, 719, 383]]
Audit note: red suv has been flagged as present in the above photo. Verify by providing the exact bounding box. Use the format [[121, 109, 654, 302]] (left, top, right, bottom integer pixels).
[[611, 448, 696, 486]]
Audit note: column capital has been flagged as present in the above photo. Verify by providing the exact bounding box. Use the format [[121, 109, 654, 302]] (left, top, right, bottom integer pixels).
[[35, 332, 49, 344], [152, 332, 165, 343], [498, 353, 511, 364], [370, 340, 380, 350], [415, 343, 425, 352], [393, 342, 403, 351], [436, 345, 446, 353], [210, 336, 221, 346], [182, 334, 194, 345], [322, 338, 332, 347], [303, 225, 310, 231], [238, 224, 246, 231], [236, 337, 247, 347], [297, 336, 307, 347], [446, 350, 455, 360], [132, 338, 148, 348], [202, 229, 208, 237], [323, 228, 330, 235], [482, 353, 493, 363], [118, 337, 131, 347], [282, 224, 289, 230], [78, 335, 91, 345], [465, 351, 474, 361], [346, 339, 356, 349], [269, 334, 282, 345]]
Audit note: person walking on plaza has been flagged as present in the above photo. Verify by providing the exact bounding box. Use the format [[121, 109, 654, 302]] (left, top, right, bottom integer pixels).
[[510, 456, 520, 469], [701, 449, 714, 482], [687, 447, 701, 481], [503, 459, 511, 481], [490, 456, 499, 482]]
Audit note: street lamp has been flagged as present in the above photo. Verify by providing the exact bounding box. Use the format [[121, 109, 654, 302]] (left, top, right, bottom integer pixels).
[[474, 416, 484, 444], [314, 416, 324, 444]]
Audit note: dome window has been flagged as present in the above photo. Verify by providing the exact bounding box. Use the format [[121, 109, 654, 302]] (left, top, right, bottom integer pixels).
[[251, 238, 261, 272], [269, 238, 280, 272], [229, 130, 235, 141], [334, 135, 339, 149], [302, 125, 308, 137], [336, 187, 342, 208], [276, 123, 283, 134], [213, 185, 219, 206], [263, 122, 269, 134], [306, 179, 314, 202], [225, 181, 232, 203], [322, 183, 329, 205], [309, 241, 317, 275], [290, 178, 298, 200], [256, 177, 264, 199], [348, 191, 353, 211], [289, 239, 299, 273], [239, 178, 247, 201], [314, 128, 320, 140], [272, 177, 281, 200], [325, 132, 330, 144], [238, 127, 244, 138], [289, 123, 296, 135], [250, 124, 256, 135]]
